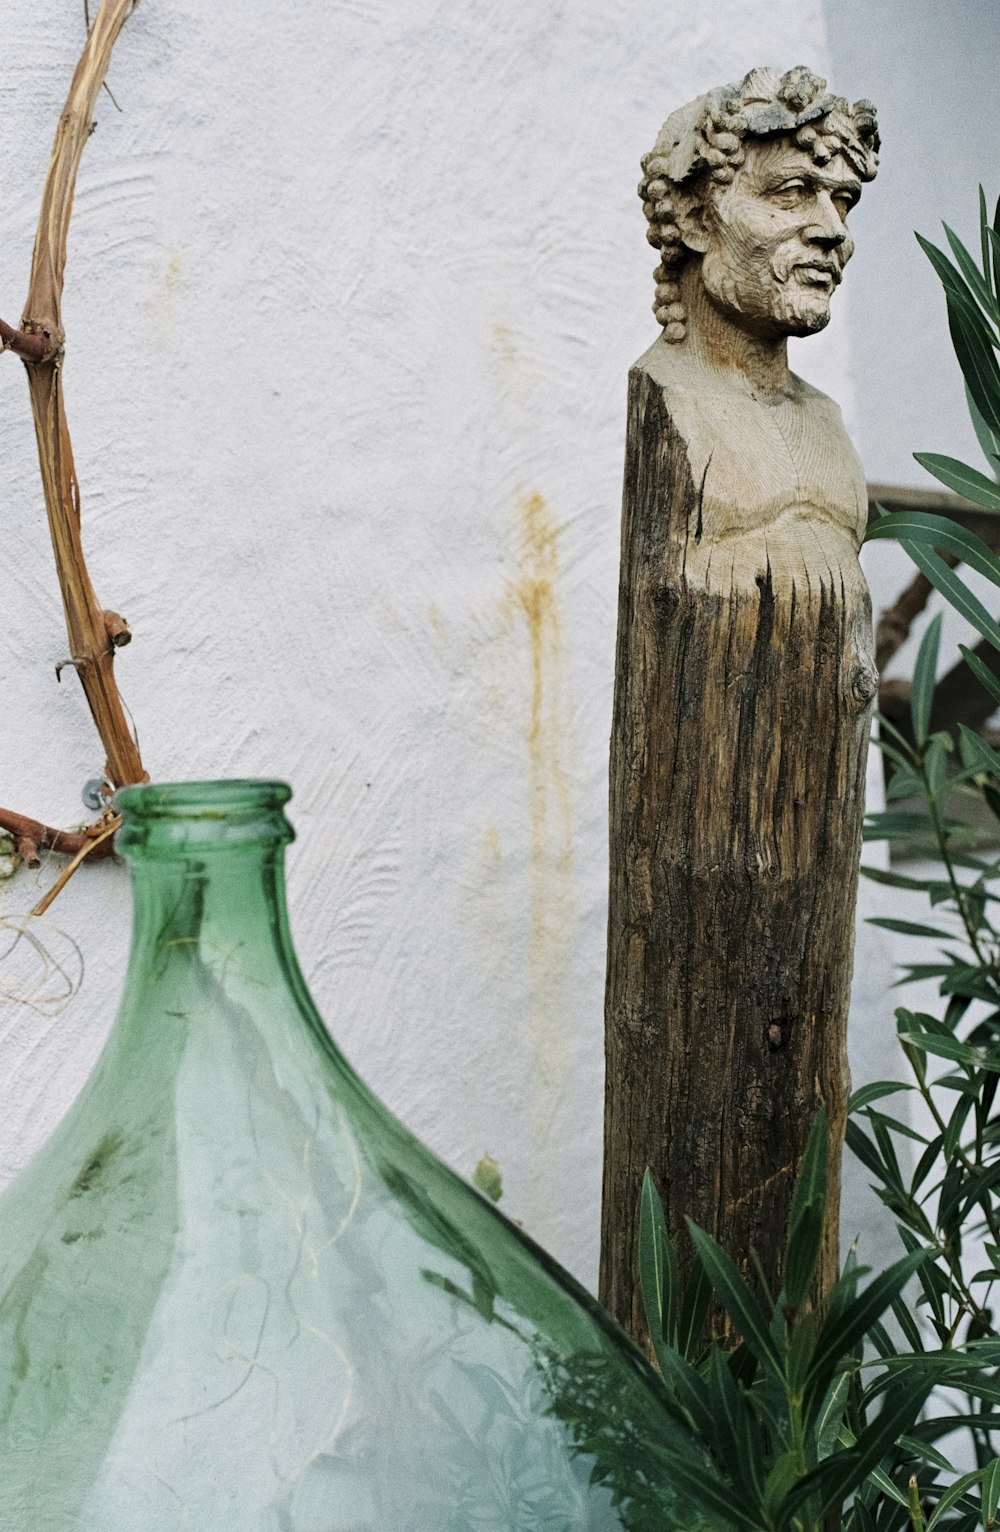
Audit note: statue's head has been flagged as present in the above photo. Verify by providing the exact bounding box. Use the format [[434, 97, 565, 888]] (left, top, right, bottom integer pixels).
[[640, 66, 879, 343]]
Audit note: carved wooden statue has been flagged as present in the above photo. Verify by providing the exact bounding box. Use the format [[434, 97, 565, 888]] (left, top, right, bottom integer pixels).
[[600, 66, 880, 1342]]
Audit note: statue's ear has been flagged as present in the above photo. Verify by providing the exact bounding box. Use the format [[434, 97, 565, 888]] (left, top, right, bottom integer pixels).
[[673, 195, 711, 255]]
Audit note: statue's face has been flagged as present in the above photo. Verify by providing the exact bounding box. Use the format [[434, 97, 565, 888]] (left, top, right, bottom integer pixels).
[[697, 135, 861, 338]]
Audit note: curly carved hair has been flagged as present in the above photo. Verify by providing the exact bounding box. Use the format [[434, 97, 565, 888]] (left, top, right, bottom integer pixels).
[[640, 65, 880, 340]]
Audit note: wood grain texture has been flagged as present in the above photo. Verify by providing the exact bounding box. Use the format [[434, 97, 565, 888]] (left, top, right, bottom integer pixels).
[[601, 350, 875, 1344]]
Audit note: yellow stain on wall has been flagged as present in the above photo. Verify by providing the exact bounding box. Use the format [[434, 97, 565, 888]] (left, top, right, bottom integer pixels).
[[149, 248, 184, 339], [503, 491, 575, 1158]]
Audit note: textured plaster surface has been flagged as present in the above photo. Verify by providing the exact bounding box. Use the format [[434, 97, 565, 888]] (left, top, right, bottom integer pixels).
[[0, 0, 894, 1289]]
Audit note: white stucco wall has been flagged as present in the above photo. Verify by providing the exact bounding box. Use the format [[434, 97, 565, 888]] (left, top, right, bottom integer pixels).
[[0, 0, 965, 1292]]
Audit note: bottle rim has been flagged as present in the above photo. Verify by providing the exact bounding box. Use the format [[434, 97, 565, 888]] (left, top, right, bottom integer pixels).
[[114, 779, 294, 854]]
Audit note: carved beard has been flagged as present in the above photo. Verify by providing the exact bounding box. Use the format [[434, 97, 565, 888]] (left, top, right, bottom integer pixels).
[[701, 242, 844, 337]]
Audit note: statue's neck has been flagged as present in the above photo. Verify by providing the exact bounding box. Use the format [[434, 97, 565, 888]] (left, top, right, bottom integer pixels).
[[678, 264, 791, 397]]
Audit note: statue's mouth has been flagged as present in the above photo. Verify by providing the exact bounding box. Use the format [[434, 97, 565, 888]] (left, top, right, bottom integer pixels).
[[792, 262, 839, 293]]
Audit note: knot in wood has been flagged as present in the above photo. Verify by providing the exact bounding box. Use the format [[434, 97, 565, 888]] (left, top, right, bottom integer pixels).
[[849, 659, 878, 711], [103, 610, 132, 649], [18, 318, 64, 363]]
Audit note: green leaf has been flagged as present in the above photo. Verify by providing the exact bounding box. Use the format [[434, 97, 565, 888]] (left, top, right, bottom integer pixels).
[[914, 612, 942, 747], [849, 1080, 913, 1113], [966, 384, 1000, 473], [706, 1347, 765, 1506], [981, 185, 992, 290], [928, 1467, 988, 1530], [960, 645, 1000, 710], [944, 222, 1000, 321], [685, 1222, 783, 1377], [897, 540, 1000, 653], [641, 1446, 758, 1531], [791, 1385, 933, 1524], [889, 1290, 926, 1355], [990, 218, 1000, 309], [860, 865, 954, 897], [898, 1030, 1000, 1072], [805, 1251, 929, 1401], [917, 232, 1000, 355], [868, 918, 962, 940], [639, 1169, 677, 1349], [947, 295, 1000, 437], [866, 512, 1000, 591], [655, 1344, 716, 1439], [815, 1370, 852, 1458], [676, 1245, 713, 1362], [763, 1451, 806, 1522], [783, 1111, 828, 1308], [914, 453, 1000, 510], [865, 1109, 929, 1147], [959, 724, 1000, 782], [981, 1457, 1000, 1528]]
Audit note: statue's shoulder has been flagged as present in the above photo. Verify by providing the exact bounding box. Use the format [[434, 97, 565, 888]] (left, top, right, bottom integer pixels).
[[629, 336, 704, 400]]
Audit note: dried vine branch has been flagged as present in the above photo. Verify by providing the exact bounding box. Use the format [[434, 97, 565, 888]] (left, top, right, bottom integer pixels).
[[20, 0, 146, 790], [0, 0, 145, 888], [0, 808, 118, 868]]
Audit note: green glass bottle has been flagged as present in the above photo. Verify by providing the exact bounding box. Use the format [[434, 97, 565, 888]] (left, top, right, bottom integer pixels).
[[0, 781, 712, 1530]]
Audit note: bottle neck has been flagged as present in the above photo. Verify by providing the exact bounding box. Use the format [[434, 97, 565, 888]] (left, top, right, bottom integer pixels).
[[125, 843, 296, 982], [115, 781, 304, 1009]]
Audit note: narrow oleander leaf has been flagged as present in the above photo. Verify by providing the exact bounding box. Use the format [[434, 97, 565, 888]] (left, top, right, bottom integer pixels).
[[676, 1245, 713, 1362], [981, 1456, 1000, 1528], [981, 187, 996, 302], [706, 1347, 765, 1506], [959, 724, 1000, 782], [639, 1169, 675, 1347], [897, 541, 1000, 652], [866, 512, 1000, 588], [917, 233, 998, 347], [864, 1109, 928, 1146], [654, 1344, 716, 1439], [898, 1030, 1000, 1072], [788, 1385, 931, 1523], [783, 1111, 828, 1308], [947, 297, 1000, 436], [813, 1370, 852, 1457], [685, 1222, 782, 1376], [913, 453, 1000, 509], [850, 1500, 878, 1532], [805, 1251, 928, 1395], [643, 1446, 760, 1531], [912, 612, 943, 747], [960, 645, 1000, 710], [848, 1080, 913, 1113], [944, 222, 1000, 320], [889, 1289, 926, 1354], [966, 384, 1000, 473], [867, 917, 961, 940], [860, 865, 953, 896], [927, 1467, 987, 1530]]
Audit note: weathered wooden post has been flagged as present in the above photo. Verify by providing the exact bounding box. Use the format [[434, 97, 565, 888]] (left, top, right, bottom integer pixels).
[[600, 67, 881, 1343]]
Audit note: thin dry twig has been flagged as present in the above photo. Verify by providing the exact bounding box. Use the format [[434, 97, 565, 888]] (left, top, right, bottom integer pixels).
[[31, 815, 120, 918], [0, 318, 49, 363]]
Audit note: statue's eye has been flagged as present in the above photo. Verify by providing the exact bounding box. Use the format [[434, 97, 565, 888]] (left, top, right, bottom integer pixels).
[[770, 181, 807, 205]]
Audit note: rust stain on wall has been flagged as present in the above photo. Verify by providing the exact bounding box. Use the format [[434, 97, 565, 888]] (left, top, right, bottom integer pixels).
[[503, 491, 575, 1151]]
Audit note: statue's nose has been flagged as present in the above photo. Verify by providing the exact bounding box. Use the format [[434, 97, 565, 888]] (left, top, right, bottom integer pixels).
[[804, 192, 848, 249]]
